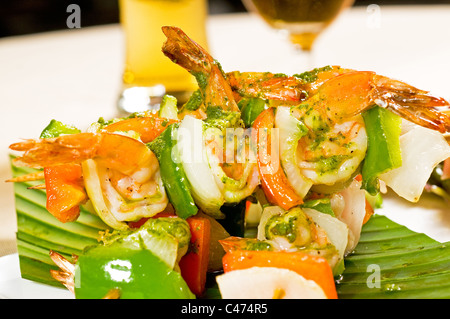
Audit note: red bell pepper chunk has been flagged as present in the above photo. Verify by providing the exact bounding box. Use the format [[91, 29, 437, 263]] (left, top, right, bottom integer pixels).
[[252, 108, 303, 210], [179, 216, 211, 296], [44, 163, 86, 223], [128, 206, 177, 229]]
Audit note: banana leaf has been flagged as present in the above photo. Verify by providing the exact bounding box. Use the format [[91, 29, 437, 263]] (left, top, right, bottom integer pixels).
[[10, 160, 110, 287], [336, 214, 450, 299]]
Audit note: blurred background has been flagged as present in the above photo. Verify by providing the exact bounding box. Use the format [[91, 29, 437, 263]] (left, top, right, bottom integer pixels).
[[1, 0, 450, 38]]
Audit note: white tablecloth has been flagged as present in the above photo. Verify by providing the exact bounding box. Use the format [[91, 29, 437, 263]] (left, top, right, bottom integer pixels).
[[1, 6, 450, 256]]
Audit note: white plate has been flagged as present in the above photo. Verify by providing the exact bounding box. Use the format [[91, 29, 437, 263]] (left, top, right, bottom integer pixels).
[[377, 192, 450, 244], [0, 253, 73, 299], [0, 193, 449, 299]]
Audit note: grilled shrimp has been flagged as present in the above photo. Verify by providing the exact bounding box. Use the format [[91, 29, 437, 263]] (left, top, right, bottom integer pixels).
[[311, 71, 450, 133], [10, 132, 155, 175], [10, 131, 168, 230], [226, 65, 352, 103], [287, 105, 367, 187]]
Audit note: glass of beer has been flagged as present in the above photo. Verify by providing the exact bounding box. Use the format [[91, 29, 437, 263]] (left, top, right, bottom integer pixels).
[[242, 0, 354, 67], [118, 0, 209, 114]]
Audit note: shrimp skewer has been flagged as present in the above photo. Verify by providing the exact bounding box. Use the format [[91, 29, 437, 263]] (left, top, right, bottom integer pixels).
[[10, 132, 155, 175], [10, 132, 168, 228], [226, 66, 353, 102], [244, 69, 450, 210], [162, 26, 259, 207], [232, 66, 450, 203], [275, 70, 450, 195], [229, 67, 450, 133], [161, 26, 450, 212]]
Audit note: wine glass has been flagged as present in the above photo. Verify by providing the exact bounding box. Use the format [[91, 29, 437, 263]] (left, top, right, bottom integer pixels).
[[242, 0, 355, 70]]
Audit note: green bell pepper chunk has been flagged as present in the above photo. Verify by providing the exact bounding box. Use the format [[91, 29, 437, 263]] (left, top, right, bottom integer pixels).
[[238, 97, 266, 127], [159, 95, 178, 120], [301, 198, 335, 217], [39, 119, 81, 138], [148, 124, 198, 219], [74, 244, 194, 299], [361, 106, 402, 195]]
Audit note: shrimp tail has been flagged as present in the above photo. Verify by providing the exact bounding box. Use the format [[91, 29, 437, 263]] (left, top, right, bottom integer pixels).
[[10, 133, 101, 169], [49, 250, 76, 293], [161, 26, 239, 112], [385, 100, 450, 133], [372, 76, 450, 133], [161, 26, 213, 75], [372, 76, 448, 108]]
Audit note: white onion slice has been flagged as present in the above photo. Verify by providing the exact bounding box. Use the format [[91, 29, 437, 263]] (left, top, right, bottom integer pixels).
[[275, 106, 313, 198], [216, 267, 327, 299], [303, 208, 349, 260], [177, 116, 224, 217], [81, 159, 129, 230], [379, 124, 450, 202], [257, 206, 285, 241], [336, 178, 367, 254]]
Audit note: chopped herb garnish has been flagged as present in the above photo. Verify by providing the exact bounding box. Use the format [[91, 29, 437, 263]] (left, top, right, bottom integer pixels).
[[294, 65, 333, 83]]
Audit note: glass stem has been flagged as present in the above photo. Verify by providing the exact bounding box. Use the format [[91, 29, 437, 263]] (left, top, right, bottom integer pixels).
[[303, 48, 315, 71], [294, 46, 315, 72]]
